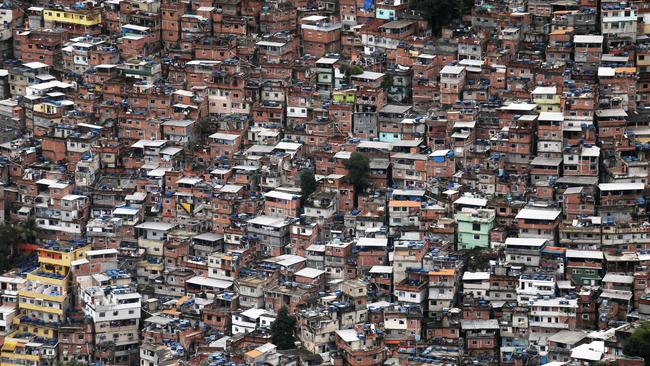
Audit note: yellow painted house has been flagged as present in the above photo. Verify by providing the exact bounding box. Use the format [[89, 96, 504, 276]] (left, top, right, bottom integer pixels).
[[43, 9, 101, 26], [5, 242, 90, 364], [531, 86, 561, 112], [332, 89, 356, 104], [1, 338, 41, 366]]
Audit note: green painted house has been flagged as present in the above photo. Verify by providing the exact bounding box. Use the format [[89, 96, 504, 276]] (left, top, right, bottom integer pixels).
[[455, 208, 496, 250], [566, 249, 604, 287]]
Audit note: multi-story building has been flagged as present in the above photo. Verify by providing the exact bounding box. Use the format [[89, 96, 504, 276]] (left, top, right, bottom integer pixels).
[[440, 66, 466, 106], [246, 216, 291, 257], [515, 206, 562, 243], [301, 16, 342, 58], [504, 238, 548, 268], [574, 35, 603, 70], [601, 2, 637, 48], [81, 284, 141, 365], [517, 273, 556, 305], [565, 249, 604, 287], [427, 267, 459, 317], [7, 242, 90, 365], [43, 6, 102, 36], [298, 310, 338, 354], [598, 183, 645, 223], [0, 1, 648, 366], [528, 297, 577, 334], [334, 326, 386, 366], [455, 208, 496, 250], [532, 86, 561, 113]]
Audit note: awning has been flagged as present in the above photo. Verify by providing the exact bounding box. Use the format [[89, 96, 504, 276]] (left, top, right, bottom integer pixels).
[[18, 243, 40, 252], [2, 341, 16, 351]]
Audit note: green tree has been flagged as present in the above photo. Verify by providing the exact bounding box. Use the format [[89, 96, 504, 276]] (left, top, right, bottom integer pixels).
[[17, 216, 39, 244], [339, 63, 350, 75], [381, 74, 394, 92], [299, 170, 316, 201], [340, 63, 364, 76], [0, 217, 41, 271], [271, 306, 297, 350], [0, 224, 19, 268], [465, 247, 491, 271], [339, 63, 364, 85], [349, 65, 364, 75], [343, 152, 370, 208], [623, 321, 650, 366], [196, 117, 216, 142], [56, 361, 88, 366], [416, 0, 473, 35]]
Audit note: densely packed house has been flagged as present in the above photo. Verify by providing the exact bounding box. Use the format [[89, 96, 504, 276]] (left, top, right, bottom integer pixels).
[[0, 0, 648, 365]]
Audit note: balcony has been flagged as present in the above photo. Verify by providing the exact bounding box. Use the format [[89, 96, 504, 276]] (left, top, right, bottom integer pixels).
[[505, 248, 541, 256], [549, 346, 573, 354], [26, 270, 69, 287], [529, 321, 570, 329], [37, 255, 69, 268], [44, 11, 102, 26], [15, 315, 61, 329], [18, 283, 66, 303], [428, 281, 455, 288], [0, 350, 41, 363], [529, 310, 570, 317], [18, 300, 64, 316]]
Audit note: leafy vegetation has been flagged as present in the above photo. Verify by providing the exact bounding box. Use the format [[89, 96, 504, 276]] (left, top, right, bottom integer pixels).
[[623, 321, 650, 365], [271, 306, 297, 350], [339, 63, 365, 86], [343, 152, 371, 208], [416, 0, 474, 35], [381, 74, 394, 92], [465, 247, 492, 271], [196, 117, 217, 142], [299, 170, 317, 202], [340, 63, 364, 77], [56, 361, 88, 366], [0, 217, 39, 271]]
